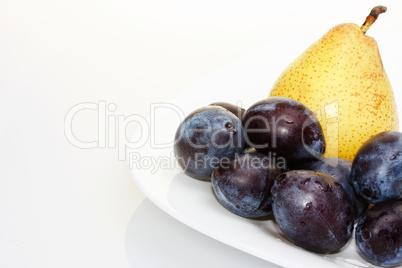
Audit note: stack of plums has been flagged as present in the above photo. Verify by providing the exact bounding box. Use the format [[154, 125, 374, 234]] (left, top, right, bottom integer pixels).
[[174, 98, 401, 267]]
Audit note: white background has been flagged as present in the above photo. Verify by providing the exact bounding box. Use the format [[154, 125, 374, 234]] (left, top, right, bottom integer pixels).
[[1, 0, 401, 267]]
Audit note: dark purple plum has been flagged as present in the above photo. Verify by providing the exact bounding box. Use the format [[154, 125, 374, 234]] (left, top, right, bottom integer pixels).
[[271, 170, 354, 254], [174, 106, 245, 180], [209, 102, 250, 148], [211, 152, 285, 218], [209, 102, 245, 120], [299, 157, 369, 220], [242, 97, 325, 163], [351, 131, 402, 204], [355, 201, 402, 267]]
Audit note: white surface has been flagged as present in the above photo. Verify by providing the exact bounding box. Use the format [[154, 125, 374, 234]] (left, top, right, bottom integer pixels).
[[1, 0, 402, 267], [125, 198, 281, 268]]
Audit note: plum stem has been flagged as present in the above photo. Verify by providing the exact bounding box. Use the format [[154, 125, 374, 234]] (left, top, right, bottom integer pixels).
[[361, 6, 387, 34]]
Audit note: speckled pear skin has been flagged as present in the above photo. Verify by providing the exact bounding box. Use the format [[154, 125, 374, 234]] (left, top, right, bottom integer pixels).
[[269, 23, 399, 161]]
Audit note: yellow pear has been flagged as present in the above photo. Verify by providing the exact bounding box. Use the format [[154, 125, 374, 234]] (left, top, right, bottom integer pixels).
[[269, 6, 399, 161]]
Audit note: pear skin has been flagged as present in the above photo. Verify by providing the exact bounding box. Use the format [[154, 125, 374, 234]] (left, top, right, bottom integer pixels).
[[269, 19, 398, 161]]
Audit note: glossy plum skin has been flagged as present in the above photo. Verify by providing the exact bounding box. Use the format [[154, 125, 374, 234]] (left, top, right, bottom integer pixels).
[[242, 97, 325, 163], [174, 106, 245, 180], [298, 157, 369, 220], [209, 102, 245, 120], [271, 170, 354, 254], [355, 201, 402, 267], [211, 152, 285, 218], [351, 131, 402, 204]]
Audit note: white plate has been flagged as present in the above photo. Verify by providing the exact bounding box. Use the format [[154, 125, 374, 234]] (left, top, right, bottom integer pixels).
[[127, 36, 402, 268]]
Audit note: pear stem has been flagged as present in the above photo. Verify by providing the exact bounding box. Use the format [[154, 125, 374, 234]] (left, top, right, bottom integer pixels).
[[361, 6, 387, 34]]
